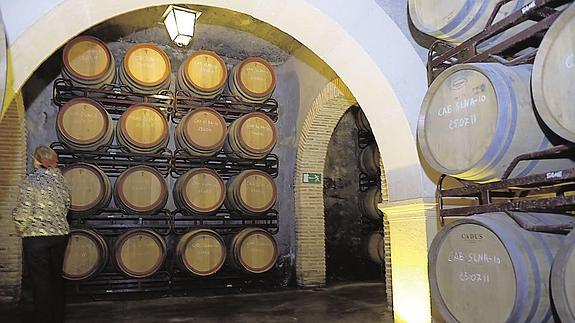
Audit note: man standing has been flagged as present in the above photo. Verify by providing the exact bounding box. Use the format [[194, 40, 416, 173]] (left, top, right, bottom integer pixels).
[[12, 146, 71, 323]]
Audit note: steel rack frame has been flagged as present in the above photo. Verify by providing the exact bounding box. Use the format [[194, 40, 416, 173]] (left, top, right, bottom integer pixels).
[[169, 266, 280, 296], [173, 90, 278, 124], [437, 145, 575, 228], [66, 271, 171, 300], [67, 209, 172, 236], [171, 209, 279, 235], [171, 149, 279, 179], [52, 78, 173, 117], [427, 0, 573, 84], [51, 143, 172, 177]]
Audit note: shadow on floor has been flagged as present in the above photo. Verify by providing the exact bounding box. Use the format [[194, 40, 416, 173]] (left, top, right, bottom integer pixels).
[[1, 282, 392, 323]]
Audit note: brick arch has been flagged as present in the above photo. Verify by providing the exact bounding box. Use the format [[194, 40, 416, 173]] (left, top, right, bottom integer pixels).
[[294, 79, 362, 286]]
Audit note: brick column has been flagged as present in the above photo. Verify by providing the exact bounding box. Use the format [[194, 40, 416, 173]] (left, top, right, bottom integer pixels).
[[294, 79, 355, 287]]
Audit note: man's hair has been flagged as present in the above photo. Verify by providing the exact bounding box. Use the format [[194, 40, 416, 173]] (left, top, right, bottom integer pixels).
[[33, 146, 58, 167]]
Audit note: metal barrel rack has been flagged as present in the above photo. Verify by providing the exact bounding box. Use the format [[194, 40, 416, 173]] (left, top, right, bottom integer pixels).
[[437, 145, 575, 232], [52, 77, 281, 298], [427, 0, 574, 84]]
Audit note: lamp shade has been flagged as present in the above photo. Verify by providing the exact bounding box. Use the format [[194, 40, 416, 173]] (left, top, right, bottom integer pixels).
[[163, 5, 200, 47]]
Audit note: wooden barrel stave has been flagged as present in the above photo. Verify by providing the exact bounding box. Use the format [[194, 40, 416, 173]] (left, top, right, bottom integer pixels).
[[365, 231, 385, 264], [173, 168, 226, 214], [359, 144, 380, 176], [408, 0, 531, 47], [359, 186, 383, 222], [177, 50, 228, 99], [117, 104, 169, 154], [56, 98, 114, 151], [63, 229, 108, 281], [225, 170, 277, 215], [120, 43, 171, 94], [176, 229, 226, 276], [114, 228, 166, 278], [551, 230, 575, 322], [62, 35, 116, 88], [229, 227, 278, 274], [114, 165, 168, 215], [429, 212, 575, 323], [417, 63, 575, 182], [63, 163, 112, 215], [356, 109, 372, 132], [175, 108, 227, 157], [224, 112, 277, 159], [532, 4, 575, 143], [228, 57, 276, 103]]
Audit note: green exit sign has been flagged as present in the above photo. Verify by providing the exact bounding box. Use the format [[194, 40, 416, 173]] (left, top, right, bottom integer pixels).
[[302, 173, 322, 184]]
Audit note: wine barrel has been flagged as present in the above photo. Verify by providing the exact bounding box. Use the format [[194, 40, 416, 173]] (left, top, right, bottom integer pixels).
[[174, 168, 226, 214], [63, 229, 108, 281], [429, 212, 575, 323], [114, 166, 168, 214], [417, 63, 575, 182], [225, 170, 277, 215], [533, 4, 575, 143], [56, 98, 114, 151], [175, 108, 227, 157], [229, 227, 278, 274], [551, 230, 575, 322], [117, 104, 169, 154], [364, 231, 384, 264], [228, 57, 276, 103], [359, 144, 380, 176], [408, 0, 530, 46], [176, 229, 226, 276], [359, 186, 383, 222], [62, 36, 116, 88], [224, 112, 277, 159], [119, 43, 171, 94], [62, 163, 112, 215], [356, 109, 372, 132], [114, 228, 166, 278], [177, 50, 227, 99]]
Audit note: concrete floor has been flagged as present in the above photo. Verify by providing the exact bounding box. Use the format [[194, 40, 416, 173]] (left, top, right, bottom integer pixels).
[[2, 282, 392, 323]]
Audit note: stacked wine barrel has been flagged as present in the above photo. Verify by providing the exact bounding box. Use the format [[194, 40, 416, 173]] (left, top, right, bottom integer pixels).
[[416, 2, 575, 182], [58, 36, 280, 289], [416, 3, 575, 322]]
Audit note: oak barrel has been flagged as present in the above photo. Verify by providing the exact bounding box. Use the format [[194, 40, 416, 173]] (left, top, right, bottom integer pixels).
[[228, 57, 276, 103], [359, 186, 383, 222], [114, 165, 168, 214], [429, 212, 575, 323], [229, 227, 278, 274], [62, 36, 116, 88], [177, 50, 228, 99], [175, 108, 227, 157], [176, 229, 226, 276], [114, 228, 166, 278], [417, 63, 574, 182], [119, 43, 171, 94], [117, 104, 169, 154], [551, 229, 575, 322], [356, 109, 371, 132], [364, 231, 385, 264], [408, 0, 530, 46], [359, 144, 380, 176], [174, 168, 226, 214], [56, 98, 113, 151], [225, 170, 277, 215], [532, 3, 575, 143], [63, 229, 108, 281], [224, 112, 277, 159], [62, 163, 111, 215]]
